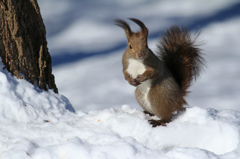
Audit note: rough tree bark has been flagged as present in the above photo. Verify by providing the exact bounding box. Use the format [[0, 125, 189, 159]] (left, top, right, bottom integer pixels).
[[0, 0, 58, 93]]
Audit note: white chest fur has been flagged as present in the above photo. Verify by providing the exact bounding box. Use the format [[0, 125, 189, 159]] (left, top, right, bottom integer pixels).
[[138, 80, 153, 113], [126, 59, 153, 113], [126, 59, 146, 79]]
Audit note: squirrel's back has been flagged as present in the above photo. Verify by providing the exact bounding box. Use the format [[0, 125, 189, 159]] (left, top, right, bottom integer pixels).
[[157, 26, 205, 95]]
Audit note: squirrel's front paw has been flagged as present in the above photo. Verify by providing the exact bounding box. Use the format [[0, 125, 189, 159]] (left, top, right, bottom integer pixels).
[[136, 74, 148, 83], [129, 78, 140, 86]]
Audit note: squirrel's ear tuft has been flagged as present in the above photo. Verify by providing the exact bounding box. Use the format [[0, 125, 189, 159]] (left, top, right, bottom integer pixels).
[[128, 18, 148, 37], [114, 19, 132, 39]]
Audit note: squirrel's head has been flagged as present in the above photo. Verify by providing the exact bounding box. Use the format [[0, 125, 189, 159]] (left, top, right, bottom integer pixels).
[[114, 18, 149, 60]]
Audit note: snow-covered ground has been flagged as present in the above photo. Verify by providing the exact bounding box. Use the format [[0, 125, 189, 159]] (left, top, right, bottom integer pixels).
[[1, 0, 240, 158]]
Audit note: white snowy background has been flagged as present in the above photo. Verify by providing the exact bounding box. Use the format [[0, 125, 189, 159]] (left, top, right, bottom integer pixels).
[[0, 0, 240, 158]]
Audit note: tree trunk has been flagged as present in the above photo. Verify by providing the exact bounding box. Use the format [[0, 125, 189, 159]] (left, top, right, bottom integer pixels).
[[0, 0, 58, 93]]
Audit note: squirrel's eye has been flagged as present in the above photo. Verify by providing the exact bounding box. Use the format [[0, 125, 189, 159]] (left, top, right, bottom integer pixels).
[[129, 45, 132, 49]]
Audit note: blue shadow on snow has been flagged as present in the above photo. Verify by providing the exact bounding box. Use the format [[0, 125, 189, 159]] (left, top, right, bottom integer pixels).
[[51, 2, 240, 67]]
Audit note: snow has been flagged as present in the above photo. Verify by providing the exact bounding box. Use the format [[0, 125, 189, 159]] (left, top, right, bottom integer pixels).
[[39, 0, 239, 55], [1, 0, 240, 158], [1, 67, 240, 158], [0, 61, 75, 123]]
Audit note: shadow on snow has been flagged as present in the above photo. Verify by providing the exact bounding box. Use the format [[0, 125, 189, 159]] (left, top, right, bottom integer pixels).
[[51, 2, 240, 67]]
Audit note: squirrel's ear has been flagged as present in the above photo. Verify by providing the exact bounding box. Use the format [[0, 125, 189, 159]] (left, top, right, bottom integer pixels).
[[129, 18, 148, 37], [114, 19, 133, 40]]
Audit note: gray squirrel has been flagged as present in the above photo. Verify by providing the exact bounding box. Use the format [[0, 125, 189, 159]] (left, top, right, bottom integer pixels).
[[115, 18, 205, 127]]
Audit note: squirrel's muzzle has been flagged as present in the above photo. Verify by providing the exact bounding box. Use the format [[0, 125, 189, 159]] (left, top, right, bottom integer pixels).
[[136, 52, 145, 60]]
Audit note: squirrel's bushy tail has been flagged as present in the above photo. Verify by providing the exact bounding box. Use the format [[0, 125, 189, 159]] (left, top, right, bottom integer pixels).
[[158, 26, 205, 94]]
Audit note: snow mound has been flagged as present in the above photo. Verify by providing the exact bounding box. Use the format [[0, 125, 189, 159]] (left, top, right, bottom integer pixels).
[[86, 106, 240, 156], [0, 59, 75, 123]]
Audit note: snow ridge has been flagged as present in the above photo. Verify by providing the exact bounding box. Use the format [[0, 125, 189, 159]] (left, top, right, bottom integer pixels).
[[0, 59, 75, 123]]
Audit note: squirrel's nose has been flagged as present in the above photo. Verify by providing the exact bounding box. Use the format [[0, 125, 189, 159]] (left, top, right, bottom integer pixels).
[[137, 53, 144, 58]]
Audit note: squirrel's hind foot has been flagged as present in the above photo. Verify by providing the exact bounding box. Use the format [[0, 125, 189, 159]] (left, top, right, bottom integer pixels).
[[149, 119, 171, 127], [144, 111, 171, 127], [143, 111, 154, 116]]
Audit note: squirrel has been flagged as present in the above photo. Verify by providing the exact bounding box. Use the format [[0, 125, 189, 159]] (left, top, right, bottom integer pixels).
[[114, 18, 205, 127]]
